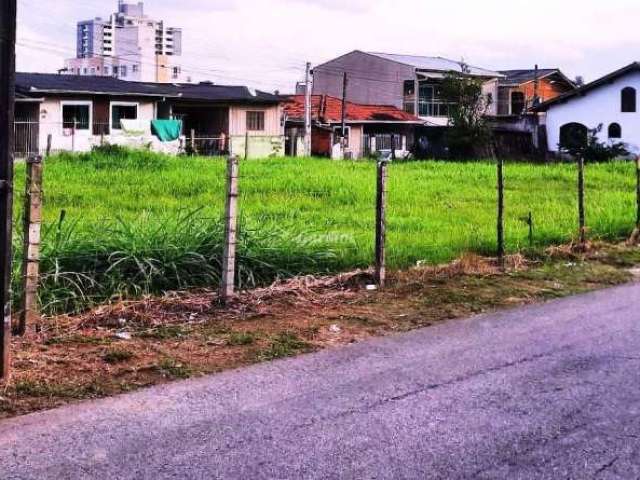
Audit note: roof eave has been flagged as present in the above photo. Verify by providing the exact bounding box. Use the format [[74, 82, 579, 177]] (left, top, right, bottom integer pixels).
[[27, 87, 179, 99]]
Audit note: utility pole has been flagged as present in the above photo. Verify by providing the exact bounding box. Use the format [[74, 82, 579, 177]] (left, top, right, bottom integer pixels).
[[341, 72, 348, 146], [0, 0, 17, 381], [304, 62, 312, 157], [533, 64, 540, 107]]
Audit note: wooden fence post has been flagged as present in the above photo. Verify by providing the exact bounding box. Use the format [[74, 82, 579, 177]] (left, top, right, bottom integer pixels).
[[45, 133, 52, 157], [17, 155, 43, 335], [629, 157, 640, 244], [496, 152, 505, 267], [375, 160, 388, 288], [635, 156, 640, 234], [390, 134, 396, 161], [220, 155, 240, 303], [244, 131, 249, 160], [577, 156, 586, 246], [72, 119, 76, 153]]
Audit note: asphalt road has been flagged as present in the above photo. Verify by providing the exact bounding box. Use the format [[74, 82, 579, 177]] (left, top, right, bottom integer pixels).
[[2, 283, 640, 479]]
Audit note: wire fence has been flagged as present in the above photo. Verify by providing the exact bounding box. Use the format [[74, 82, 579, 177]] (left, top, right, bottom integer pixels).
[[8, 151, 640, 329]]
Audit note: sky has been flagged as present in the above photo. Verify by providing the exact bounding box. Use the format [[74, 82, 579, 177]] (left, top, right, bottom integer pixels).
[[15, 0, 640, 92]]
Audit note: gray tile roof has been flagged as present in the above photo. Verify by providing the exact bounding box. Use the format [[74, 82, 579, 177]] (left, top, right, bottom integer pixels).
[[498, 69, 562, 86], [366, 52, 503, 78], [15, 73, 281, 104]]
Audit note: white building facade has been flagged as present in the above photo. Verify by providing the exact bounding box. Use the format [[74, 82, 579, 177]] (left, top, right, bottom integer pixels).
[[65, 1, 183, 83], [539, 63, 640, 154]]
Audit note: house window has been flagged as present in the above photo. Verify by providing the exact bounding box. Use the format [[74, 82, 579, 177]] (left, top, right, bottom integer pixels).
[[120, 65, 128, 78], [62, 103, 91, 130], [132, 64, 139, 73], [246, 111, 265, 131], [621, 87, 636, 113], [559, 123, 588, 152], [403, 80, 415, 97], [172, 66, 180, 79], [104, 66, 109, 75], [511, 91, 526, 115], [111, 102, 138, 130], [418, 83, 449, 117], [113, 66, 118, 76], [608, 123, 622, 139], [333, 126, 350, 148]]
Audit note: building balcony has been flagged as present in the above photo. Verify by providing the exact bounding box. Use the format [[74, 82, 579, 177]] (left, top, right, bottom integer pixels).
[[404, 97, 456, 121]]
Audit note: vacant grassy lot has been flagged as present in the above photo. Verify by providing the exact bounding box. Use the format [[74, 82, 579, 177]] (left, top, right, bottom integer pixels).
[[10, 149, 639, 314]]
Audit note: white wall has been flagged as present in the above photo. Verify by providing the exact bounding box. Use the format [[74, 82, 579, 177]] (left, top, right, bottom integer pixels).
[[544, 71, 640, 153], [38, 97, 159, 153]]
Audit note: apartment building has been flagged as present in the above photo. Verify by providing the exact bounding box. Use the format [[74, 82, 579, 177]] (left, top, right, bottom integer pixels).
[[64, 1, 183, 83]]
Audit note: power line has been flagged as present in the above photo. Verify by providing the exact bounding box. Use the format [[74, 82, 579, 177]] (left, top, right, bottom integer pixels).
[[18, 38, 302, 90]]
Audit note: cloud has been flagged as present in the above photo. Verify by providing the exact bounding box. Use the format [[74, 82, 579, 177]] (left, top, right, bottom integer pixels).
[[280, 0, 373, 13]]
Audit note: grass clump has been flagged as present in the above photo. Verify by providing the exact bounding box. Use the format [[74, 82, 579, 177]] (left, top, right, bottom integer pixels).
[[227, 332, 256, 346], [102, 348, 134, 364], [256, 332, 311, 361], [154, 358, 193, 379]]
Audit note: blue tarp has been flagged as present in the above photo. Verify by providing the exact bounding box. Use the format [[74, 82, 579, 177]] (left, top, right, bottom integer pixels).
[[151, 119, 183, 142]]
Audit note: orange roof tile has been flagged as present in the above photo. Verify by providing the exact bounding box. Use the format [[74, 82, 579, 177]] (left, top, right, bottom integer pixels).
[[283, 95, 422, 124]]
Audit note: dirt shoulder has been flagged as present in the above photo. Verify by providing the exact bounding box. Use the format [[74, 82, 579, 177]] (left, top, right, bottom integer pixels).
[[2, 242, 640, 420]]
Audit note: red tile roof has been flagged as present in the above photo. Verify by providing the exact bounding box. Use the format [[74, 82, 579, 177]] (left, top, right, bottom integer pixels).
[[283, 95, 422, 124]]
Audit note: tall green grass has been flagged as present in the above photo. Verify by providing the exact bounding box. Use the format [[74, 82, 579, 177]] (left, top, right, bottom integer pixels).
[[10, 149, 639, 314]]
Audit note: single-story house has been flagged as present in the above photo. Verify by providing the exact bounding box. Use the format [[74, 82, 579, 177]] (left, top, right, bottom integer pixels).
[[14, 73, 285, 158], [283, 94, 424, 159], [533, 62, 640, 155]]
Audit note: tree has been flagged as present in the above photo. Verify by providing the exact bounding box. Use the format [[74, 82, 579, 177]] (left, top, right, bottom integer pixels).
[[439, 64, 493, 158], [559, 124, 628, 162]]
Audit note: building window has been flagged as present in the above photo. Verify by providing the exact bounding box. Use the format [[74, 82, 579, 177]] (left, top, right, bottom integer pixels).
[[104, 66, 109, 75], [111, 102, 138, 130], [62, 103, 91, 130], [621, 87, 636, 113], [333, 126, 350, 148], [559, 123, 588, 152], [113, 66, 118, 76], [172, 66, 180, 79], [83, 68, 88, 75], [608, 123, 622, 139], [511, 91, 526, 115], [246, 111, 265, 131], [120, 65, 127, 77], [132, 64, 139, 73]]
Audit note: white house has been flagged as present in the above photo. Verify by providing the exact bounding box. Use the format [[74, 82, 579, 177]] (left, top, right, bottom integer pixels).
[[14, 73, 286, 159], [536, 62, 640, 155]]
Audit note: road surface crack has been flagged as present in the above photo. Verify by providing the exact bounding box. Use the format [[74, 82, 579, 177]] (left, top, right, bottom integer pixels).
[[594, 456, 619, 477]]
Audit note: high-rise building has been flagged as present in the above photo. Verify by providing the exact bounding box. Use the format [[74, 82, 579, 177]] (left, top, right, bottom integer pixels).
[[65, 1, 183, 83]]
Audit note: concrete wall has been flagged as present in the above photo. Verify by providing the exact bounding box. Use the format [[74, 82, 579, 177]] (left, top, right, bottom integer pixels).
[[313, 51, 413, 109], [483, 79, 499, 117], [543, 71, 640, 153]]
